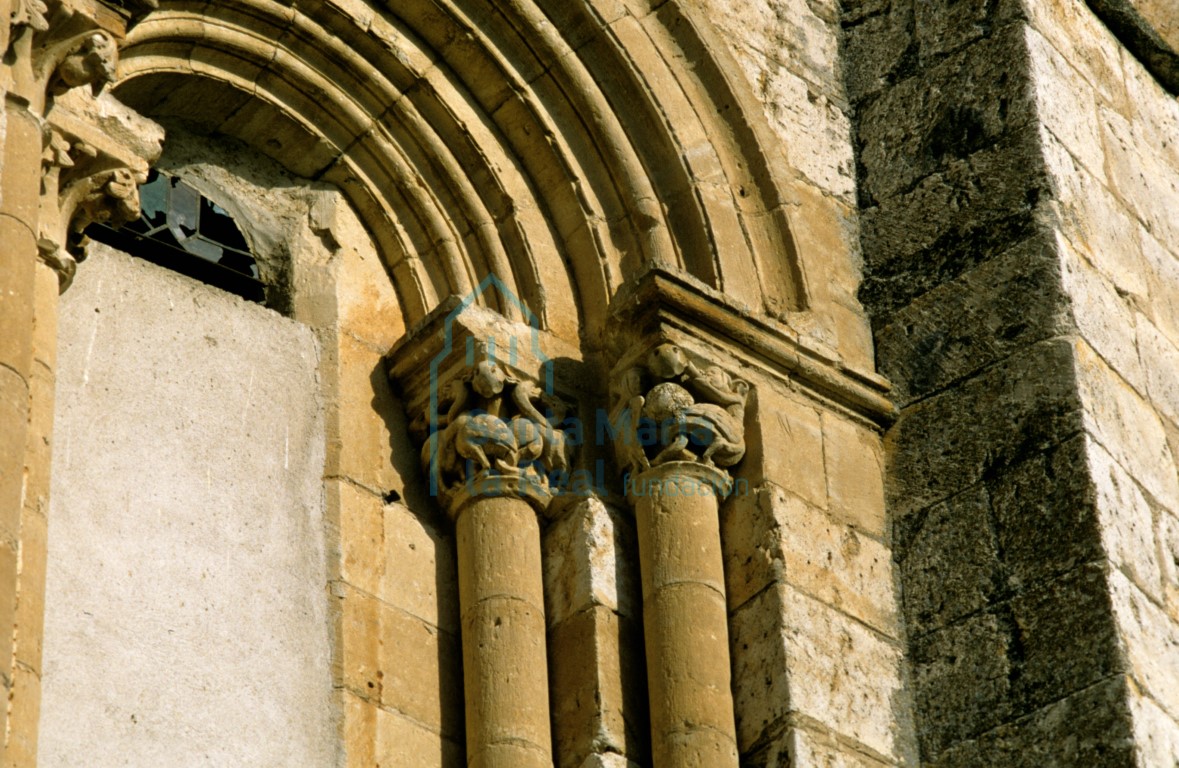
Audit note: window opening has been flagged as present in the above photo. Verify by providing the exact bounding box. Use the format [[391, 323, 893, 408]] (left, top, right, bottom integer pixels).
[[86, 170, 265, 302]]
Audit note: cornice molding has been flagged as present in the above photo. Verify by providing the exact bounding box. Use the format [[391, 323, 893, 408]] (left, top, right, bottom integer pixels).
[[607, 268, 897, 428]]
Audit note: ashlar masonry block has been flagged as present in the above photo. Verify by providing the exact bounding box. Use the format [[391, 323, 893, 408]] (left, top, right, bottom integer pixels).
[[730, 583, 907, 761], [543, 497, 640, 626], [722, 484, 898, 635], [548, 604, 648, 767], [740, 386, 827, 510], [823, 413, 887, 539]]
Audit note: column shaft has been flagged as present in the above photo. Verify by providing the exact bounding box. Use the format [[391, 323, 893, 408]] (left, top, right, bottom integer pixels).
[[455, 495, 553, 768], [0, 97, 42, 535], [631, 463, 739, 767], [0, 94, 45, 755]]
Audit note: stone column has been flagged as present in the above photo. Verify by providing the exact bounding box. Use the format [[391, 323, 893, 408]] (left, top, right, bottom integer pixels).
[[391, 321, 574, 768], [0, 19, 50, 615], [609, 343, 748, 767], [454, 493, 551, 768], [0, 4, 159, 761]]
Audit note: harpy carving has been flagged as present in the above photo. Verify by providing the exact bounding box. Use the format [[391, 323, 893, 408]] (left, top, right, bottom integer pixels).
[[609, 343, 749, 476], [417, 348, 570, 515]]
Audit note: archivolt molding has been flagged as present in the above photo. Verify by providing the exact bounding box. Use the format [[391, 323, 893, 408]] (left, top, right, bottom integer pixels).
[[112, 0, 814, 348]]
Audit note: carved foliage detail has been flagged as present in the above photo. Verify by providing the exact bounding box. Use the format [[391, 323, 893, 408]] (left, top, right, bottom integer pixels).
[[38, 127, 146, 290], [609, 344, 748, 476], [418, 349, 570, 514], [12, 0, 51, 36], [4, 0, 50, 55]]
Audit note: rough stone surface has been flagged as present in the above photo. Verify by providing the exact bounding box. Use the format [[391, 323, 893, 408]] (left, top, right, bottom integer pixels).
[[935, 675, 1135, 767], [9, 0, 1179, 764], [544, 498, 640, 625], [849, 0, 1179, 761], [41, 245, 335, 766], [730, 584, 907, 762], [724, 484, 898, 635]]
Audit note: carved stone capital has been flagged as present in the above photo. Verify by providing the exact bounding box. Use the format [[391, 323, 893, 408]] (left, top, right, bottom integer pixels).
[[38, 90, 163, 290], [608, 342, 748, 484], [419, 348, 571, 518], [387, 299, 582, 521], [608, 267, 896, 427]]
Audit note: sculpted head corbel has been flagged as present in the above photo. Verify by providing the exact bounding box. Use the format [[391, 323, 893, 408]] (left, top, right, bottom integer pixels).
[[48, 29, 117, 96]]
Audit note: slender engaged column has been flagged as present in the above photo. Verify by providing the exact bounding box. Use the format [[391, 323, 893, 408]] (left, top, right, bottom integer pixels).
[[610, 343, 748, 768], [1, 6, 159, 761], [0, 84, 45, 760], [0, 94, 42, 547], [628, 462, 738, 765], [455, 494, 551, 768], [391, 334, 572, 768]]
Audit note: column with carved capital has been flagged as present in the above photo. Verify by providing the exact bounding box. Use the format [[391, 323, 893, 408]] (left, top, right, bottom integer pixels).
[[609, 341, 747, 767], [388, 303, 576, 768], [1, 1, 158, 761]]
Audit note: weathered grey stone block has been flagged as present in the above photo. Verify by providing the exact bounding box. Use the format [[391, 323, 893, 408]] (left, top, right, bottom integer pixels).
[[935, 675, 1135, 767], [858, 131, 1048, 322], [910, 563, 1124, 760], [856, 27, 1035, 206], [874, 234, 1068, 406], [840, 2, 914, 106], [988, 435, 1102, 590], [1009, 563, 1123, 716], [895, 483, 1001, 638], [912, 0, 1025, 64], [910, 610, 1015, 757], [888, 339, 1083, 518]]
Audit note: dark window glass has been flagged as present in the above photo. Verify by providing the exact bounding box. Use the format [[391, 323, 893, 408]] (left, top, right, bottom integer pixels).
[[86, 171, 265, 302]]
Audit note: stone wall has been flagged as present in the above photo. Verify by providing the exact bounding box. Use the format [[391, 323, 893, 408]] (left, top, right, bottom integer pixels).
[[40, 244, 336, 766], [1029, 1, 1179, 761], [706, 0, 876, 372], [30, 0, 1179, 762], [725, 377, 914, 767], [846, 0, 1179, 762], [669, 2, 918, 765]]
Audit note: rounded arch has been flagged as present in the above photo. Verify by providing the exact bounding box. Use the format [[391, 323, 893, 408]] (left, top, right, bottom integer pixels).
[[113, 0, 809, 347]]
